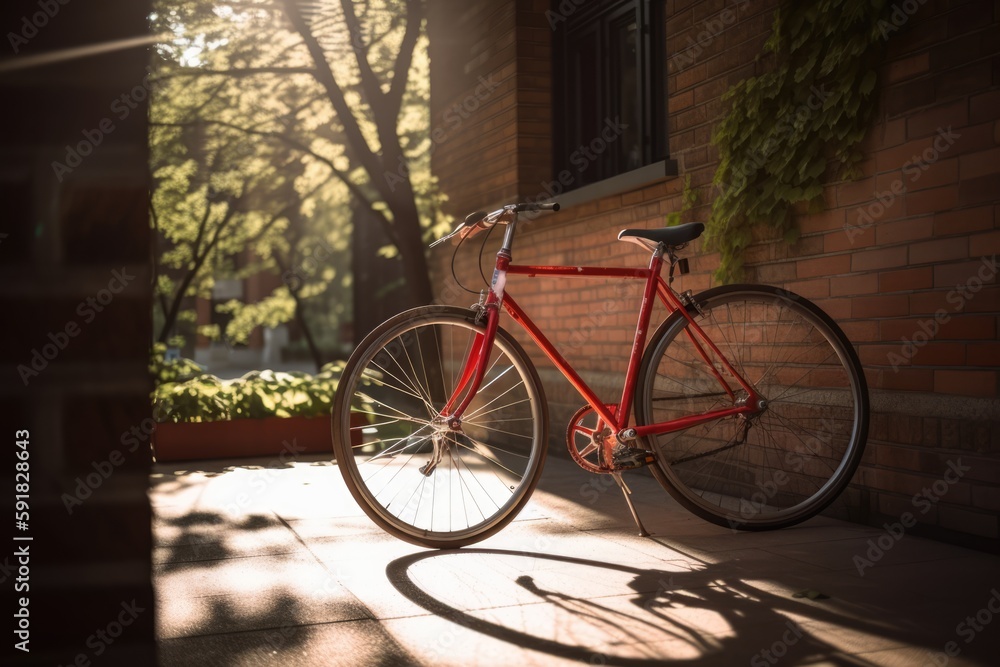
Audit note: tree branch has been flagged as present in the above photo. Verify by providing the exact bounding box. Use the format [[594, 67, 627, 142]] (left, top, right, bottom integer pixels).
[[386, 0, 422, 117], [280, 0, 395, 203], [151, 118, 400, 248], [338, 0, 385, 106]]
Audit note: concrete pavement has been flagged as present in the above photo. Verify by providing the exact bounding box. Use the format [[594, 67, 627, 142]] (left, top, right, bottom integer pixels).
[[152, 454, 1000, 666]]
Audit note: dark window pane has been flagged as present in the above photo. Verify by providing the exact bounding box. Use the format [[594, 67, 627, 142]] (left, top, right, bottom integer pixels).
[[552, 0, 665, 189], [611, 18, 641, 174]]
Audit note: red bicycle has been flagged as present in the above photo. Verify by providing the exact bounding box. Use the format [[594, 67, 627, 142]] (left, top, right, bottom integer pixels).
[[332, 203, 869, 548]]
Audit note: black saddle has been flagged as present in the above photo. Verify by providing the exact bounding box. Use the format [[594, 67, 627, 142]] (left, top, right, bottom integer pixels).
[[618, 222, 704, 247]]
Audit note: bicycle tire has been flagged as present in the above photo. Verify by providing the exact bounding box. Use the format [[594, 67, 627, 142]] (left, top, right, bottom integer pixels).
[[332, 305, 548, 548], [635, 285, 869, 530]]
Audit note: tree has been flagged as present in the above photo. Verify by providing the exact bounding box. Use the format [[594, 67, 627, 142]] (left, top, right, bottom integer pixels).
[[150, 0, 447, 357]]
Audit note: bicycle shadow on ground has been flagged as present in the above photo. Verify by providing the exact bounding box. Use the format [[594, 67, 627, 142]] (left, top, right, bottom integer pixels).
[[386, 548, 931, 666]]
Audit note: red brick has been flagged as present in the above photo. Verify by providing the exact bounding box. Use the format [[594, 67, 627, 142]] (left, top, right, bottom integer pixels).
[[960, 173, 1000, 207], [783, 277, 829, 299], [839, 320, 879, 343], [909, 236, 968, 265], [934, 259, 999, 289], [880, 318, 928, 341], [852, 246, 908, 272], [878, 315, 990, 344], [850, 186, 907, 223], [906, 185, 959, 216], [909, 342, 966, 367], [879, 267, 934, 293], [885, 75, 936, 118], [909, 290, 952, 315], [949, 122, 995, 158], [886, 52, 930, 85], [968, 231, 1000, 256], [879, 368, 934, 392], [963, 285, 1000, 313], [870, 118, 907, 149], [938, 316, 997, 341], [796, 254, 851, 279], [907, 157, 959, 191], [830, 273, 878, 296], [934, 370, 998, 397], [671, 89, 694, 110], [937, 61, 994, 103], [825, 227, 876, 252], [798, 208, 847, 235], [754, 261, 797, 284], [876, 217, 933, 245], [876, 136, 942, 174], [809, 296, 851, 320], [851, 294, 910, 318], [837, 177, 876, 207], [967, 342, 1000, 366], [858, 343, 898, 367], [933, 206, 993, 236], [906, 100, 968, 140], [960, 148, 1000, 181], [970, 89, 1000, 124]]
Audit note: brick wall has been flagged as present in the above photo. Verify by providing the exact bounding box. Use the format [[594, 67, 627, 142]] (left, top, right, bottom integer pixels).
[[429, 0, 1000, 547], [0, 0, 156, 663]]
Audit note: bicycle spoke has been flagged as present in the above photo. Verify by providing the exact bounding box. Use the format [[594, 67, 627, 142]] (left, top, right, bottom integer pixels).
[[638, 287, 867, 530], [333, 311, 546, 546]]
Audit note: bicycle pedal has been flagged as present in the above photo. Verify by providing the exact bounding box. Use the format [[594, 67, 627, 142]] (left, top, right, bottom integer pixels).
[[612, 448, 656, 470]]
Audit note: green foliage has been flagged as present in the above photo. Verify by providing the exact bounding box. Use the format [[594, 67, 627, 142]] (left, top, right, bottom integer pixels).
[[152, 353, 347, 423], [150, 0, 450, 348], [150, 342, 209, 385], [215, 290, 297, 345], [706, 0, 891, 282], [666, 175, 698, 227]]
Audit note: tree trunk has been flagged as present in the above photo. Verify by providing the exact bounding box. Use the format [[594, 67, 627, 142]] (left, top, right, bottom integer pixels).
[[291, 291, 324, 372]]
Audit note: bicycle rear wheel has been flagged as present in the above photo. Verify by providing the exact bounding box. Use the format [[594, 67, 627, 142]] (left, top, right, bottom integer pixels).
[[635, 285, 868, 530], [332, 305, 548, 548]]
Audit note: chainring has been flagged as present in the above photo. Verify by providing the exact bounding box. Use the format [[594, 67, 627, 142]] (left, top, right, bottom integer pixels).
[[565, 404, 618, 474]]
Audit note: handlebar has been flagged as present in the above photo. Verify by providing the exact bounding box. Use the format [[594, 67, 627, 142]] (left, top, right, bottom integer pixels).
[[513, 202, 560, 213], [429, 201, 560, 248]]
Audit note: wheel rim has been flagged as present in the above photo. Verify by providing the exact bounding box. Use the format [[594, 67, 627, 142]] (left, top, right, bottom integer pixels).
[[338, 316, 544, 542], [641, 290, 865, 527]]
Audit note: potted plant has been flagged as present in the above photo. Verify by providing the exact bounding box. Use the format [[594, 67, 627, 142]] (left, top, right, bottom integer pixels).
[[149, 344, 359, 461]]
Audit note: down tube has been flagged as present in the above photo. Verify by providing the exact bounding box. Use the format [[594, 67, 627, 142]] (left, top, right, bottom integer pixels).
[[500, 295, 619, 429]]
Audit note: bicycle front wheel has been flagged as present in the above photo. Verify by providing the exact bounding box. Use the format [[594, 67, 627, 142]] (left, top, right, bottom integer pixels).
[[332, 305, 548, 548], [635, 285, 868, 530]]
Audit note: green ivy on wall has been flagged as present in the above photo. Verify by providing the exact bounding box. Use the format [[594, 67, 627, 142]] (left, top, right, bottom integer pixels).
[[705, 0, 892, 282]]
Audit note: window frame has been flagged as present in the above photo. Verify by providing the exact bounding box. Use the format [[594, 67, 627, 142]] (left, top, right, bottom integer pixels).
[[551, 0, 668, 191]]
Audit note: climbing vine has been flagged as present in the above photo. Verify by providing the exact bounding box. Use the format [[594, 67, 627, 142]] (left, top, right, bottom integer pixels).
[[705, 0, 893, 282]]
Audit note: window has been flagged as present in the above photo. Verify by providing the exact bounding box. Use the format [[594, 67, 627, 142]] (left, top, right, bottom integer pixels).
[[552, 0, 666, 189]]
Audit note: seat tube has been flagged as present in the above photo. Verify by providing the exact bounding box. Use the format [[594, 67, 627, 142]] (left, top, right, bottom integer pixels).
[[617, 246, 664, 421]]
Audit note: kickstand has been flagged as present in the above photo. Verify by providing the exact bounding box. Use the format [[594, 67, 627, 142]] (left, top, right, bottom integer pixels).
[[611, 472, 650, 537]]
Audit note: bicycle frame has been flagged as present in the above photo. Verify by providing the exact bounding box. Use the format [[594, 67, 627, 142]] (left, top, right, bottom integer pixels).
[[440, 214, 762, 455]]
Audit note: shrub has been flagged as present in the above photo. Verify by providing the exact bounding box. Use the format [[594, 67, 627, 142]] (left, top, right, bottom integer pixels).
[[150, 343, 346, 423]]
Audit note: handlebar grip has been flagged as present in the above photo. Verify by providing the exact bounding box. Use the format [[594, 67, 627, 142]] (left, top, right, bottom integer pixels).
[[514, 202, 560, 213]]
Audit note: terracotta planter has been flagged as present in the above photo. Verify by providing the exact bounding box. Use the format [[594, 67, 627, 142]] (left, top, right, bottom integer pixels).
[[152, 414, 363, 462]]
